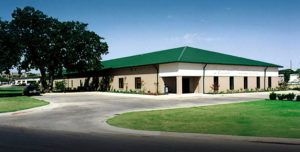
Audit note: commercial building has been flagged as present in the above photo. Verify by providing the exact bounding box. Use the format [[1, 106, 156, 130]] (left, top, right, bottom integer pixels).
[[55, 46, 281, 94]]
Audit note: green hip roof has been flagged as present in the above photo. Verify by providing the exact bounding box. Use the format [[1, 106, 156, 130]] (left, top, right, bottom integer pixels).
[[101, 46, 282, 69]]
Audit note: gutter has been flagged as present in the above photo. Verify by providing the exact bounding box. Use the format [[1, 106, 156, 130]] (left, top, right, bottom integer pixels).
[[203, 64, 208, 94], [264, 67, 268, 90]]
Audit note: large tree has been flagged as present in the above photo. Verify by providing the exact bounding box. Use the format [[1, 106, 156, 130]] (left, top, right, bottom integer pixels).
[[10, 6, 108, 91], [279, 69, 294, 83], [0, 19, 22, 74]]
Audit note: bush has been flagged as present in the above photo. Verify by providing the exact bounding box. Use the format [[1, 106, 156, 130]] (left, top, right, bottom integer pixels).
[[286, 93, 296, 101], [296, 95, 300, 101], [55, 80, 65, 92], [277, 94, 286, 100], [269, 92, 277, 100]]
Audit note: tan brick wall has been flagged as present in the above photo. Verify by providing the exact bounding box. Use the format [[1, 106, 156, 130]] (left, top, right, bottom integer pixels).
[[53, 78, 86, 89], [109, 65, 163, 93], [204, 76, 214, 93], [53, 65, 279, 94], [219, 77, 229, 92], [189, 77, 201, 93], [203, 76, 278, 93]]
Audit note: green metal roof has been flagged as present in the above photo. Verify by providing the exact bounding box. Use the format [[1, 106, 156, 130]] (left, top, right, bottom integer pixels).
[[101, 46, 282, 69]]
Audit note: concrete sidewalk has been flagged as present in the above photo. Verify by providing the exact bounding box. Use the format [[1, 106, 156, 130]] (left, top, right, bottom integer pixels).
[[44, 90, 299, 100]]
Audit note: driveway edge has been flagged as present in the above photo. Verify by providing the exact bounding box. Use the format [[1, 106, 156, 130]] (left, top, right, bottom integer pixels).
[[0, 97, 54, 116]]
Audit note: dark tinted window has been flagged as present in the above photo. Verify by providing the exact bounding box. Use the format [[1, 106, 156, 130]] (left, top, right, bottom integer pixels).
[[230, 76, 234, 90], [244, 77, 248, 89], [257, 77, 260, 89], [135, 77, 141, 89], [213, 76, 219, 92], [268, 77, 272, 88], [119, 78, 124, 89]]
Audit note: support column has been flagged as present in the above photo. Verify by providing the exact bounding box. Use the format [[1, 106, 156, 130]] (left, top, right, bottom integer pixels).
[[176, 76, 182, 95]]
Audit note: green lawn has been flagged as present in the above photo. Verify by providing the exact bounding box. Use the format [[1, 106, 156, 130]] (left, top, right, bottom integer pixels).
[[0, 87, 26, 96], [0, 96, 49, 113], [107, 100, 300, 138]]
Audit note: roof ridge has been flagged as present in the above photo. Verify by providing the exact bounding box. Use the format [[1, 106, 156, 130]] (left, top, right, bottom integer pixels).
[[102, 46, 186, 63], [177, 46, 187, 61]]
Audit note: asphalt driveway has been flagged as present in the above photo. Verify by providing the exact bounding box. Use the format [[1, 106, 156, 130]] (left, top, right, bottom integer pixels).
[[0, 92, 299, 152]]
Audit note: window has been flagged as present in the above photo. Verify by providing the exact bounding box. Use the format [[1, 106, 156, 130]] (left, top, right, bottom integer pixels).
[[268, 77, 272, 88], [213, 76, 219, 92], [244, 77, 248, 89], [71, 80, 73, 88], [230, 76, 234, 90], [256, 77, 260, 89], [135, 77, 141, 89], [119, 78, 124, 89]]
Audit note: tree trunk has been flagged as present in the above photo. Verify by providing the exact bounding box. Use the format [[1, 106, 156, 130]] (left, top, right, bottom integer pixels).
[[39, 68, 48, 92], [48, 71, 55, 91]]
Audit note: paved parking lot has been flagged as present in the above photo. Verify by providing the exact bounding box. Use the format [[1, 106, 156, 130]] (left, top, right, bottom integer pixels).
[[0, 92, 299, 152]]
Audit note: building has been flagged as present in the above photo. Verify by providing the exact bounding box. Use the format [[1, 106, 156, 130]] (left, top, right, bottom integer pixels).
[[14, 77, 40, 85], [279, 73, 300, 88], [55, 46, 282, 94]]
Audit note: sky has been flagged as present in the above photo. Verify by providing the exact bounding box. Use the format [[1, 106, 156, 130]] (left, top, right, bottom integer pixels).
[[1, 0, 300, 71]]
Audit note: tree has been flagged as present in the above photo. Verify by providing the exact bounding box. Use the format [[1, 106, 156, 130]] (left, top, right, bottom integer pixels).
[[296, 69, 300, 79], [0, 19, 22, 74], [0, 76, 9, 82], [280, 69, 294, 83], [10, 6, 108, 91]]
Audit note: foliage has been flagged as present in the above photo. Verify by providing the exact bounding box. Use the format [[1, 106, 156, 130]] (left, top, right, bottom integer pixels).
[[279, 69, 294, 83], [0, 76, 9, 82], [276, 94, 286, 100], [286, 93, 295, 101], [278, 82, 288, 90], [296, 69, 300, 79], [0, 19, 22, 74], [55, 80, 66, 92], [210, 83, 220, 92], [108, 89, 164, 95], [8, 6, 108, 91], [269, 92, 277, 100], [296, 95, 300, 101]]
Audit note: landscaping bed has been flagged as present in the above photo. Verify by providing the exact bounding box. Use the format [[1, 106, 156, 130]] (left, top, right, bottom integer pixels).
[[107, 100, 300, 138], [0, 96, 49, 113]]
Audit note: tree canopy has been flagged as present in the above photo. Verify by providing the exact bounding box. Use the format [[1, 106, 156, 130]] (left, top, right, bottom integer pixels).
[[1, 6, 108, 91], [0, 19, 22, 74]]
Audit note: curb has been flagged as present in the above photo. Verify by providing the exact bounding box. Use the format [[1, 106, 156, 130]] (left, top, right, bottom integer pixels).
[[103, 120, 300, 145]]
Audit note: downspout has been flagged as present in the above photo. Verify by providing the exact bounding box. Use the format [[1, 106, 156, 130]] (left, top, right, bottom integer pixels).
[[153, 65, 159, 94], [203, 64, 208, 94], [264, 67, 268, 90]]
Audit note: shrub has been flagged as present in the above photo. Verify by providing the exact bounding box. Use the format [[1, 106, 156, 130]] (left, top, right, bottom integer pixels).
[[269, 92, 277, 100], [55, 80, 65, 92], [286, 93, 296, 101], [277, 94, 286, 100], [296, 95, 300, 101]]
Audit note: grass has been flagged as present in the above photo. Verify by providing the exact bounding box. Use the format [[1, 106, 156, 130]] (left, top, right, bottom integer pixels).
[[0, 96, 49, 113], [107, 100, 300, 138], [0, 86, 26, 96]]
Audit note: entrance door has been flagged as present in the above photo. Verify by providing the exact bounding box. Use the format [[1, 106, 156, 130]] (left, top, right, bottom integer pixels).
[[182, 77, 190, 93]]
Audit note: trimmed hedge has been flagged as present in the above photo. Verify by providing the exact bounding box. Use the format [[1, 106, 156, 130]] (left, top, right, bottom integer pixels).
[[270, 92, 297, 101], [269, 92, 277, 100], [296, 95, 300, 101]]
